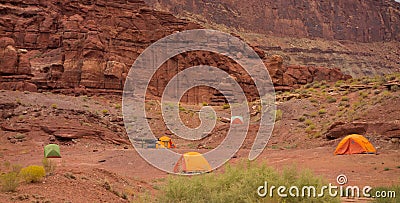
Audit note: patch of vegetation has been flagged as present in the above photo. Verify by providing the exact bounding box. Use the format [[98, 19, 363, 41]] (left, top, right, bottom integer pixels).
[[341, 96, 349, 101], [159, 162, 340, 203], [359, 91, 369, 99], [371, 185, 399, 203], [312, 82, 321, 88], [42, 158, 56, 176], [305, 124, 316, 133], [275, 109, 283, 121], [222, 103, 230, 109], [102, 109, 109, 115], [391, 85, 399, 92], [114, 103, 122, 109], [318, 109, 327, 115], [51, 103, 58, 109], [19, 165, 46, 183], [326, 96, 337, 103], [335, 80, 344, 87], [0, 172, 19, 192], [298, 116, 306, 122], [201, 102, 208, 106], [304, 119, 313, 126], [179, 105, 186, 112]]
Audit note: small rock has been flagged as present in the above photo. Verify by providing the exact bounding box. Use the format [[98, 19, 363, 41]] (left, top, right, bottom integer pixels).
[[98, 159, 106, 163], [390, 138, 399, 143], [123, 146, 129, 149]]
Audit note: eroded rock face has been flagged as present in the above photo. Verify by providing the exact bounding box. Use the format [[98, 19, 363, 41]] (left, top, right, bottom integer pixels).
[[0, 0, 351, 103], [0, 0, 200, 92], [150, 0, 400, 42], [325, 121, 400, 140]]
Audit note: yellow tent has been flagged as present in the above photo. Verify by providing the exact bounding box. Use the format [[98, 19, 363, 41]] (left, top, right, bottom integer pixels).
[[156, 136, 175, 149], [173, 152, 211, 174], [334, 134, 376, 155]]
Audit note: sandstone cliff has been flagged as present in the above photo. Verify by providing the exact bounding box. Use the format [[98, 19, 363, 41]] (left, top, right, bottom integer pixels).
[[149, 0, 400, 42], [0, 0, 351, 103]]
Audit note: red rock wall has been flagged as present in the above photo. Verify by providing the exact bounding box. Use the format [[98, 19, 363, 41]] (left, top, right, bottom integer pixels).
[[150, 0, 400, 42], [0, 0, 351, 104]]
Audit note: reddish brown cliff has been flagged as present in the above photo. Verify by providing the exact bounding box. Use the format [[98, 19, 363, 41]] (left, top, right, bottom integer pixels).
[[0, 0, 351, 103], [150, 0, 400, 42]]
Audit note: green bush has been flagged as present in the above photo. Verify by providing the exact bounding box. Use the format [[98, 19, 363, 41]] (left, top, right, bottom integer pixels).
[[0, 172, 19, 192], [371, 185, 399, 203], [298, 116, 306, 122], [159, 162, 340, 203], [19, 165, 46, 183]]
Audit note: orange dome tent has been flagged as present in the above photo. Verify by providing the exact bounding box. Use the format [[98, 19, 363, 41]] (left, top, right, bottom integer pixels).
[[334, 134, 376, 155], [173, 152, 211, 174]]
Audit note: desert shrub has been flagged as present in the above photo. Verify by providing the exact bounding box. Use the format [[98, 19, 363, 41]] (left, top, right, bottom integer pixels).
[[305, 124, 316, 133], [391, 85, 399, 92], [159, 162, 340, 203], [359, 91, 369, 98], [222, 103, 230, 109], [114, 103, 122, 109], [313, 82, 321, 88], [0, 172, 19, 192], [102, 109, 109, 115], [19, 165, 45, 183], [371, 185, 399, 203], [201, 102, 208, 106], [178, 105, 186, 112], [341, 96, 349, 102], [304, 83, 312, 89], [304, 119, 313, 126], [42, 158, 56, 175], [326, 96, 337, 103], [335, 80, 344, 87], [51, 104, 57, 109], [318, 109, 327, 115], [275, 109, 283, 121], [298, 116, 306, 122]]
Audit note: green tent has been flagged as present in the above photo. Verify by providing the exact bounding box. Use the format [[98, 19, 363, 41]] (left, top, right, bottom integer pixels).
[[44, 144, 61, 158]]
